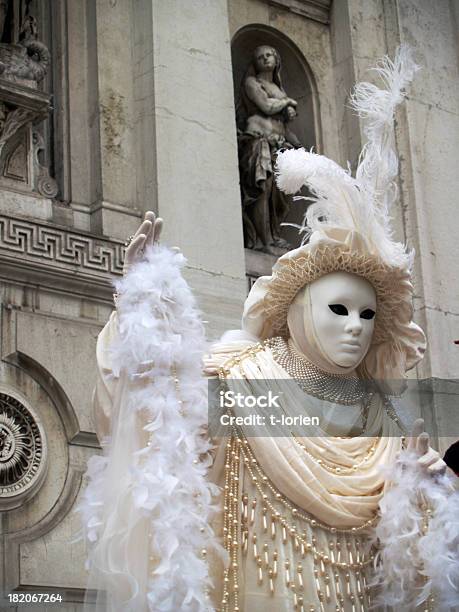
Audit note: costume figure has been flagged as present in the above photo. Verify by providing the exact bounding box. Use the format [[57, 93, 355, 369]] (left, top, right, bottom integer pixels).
[[75, 47, 459, 611]]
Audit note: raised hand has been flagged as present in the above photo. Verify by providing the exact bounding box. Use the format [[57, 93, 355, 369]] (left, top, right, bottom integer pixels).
[[407, 418, 446, 475], [123, 211, 163, 275], [285, 106, 297, 121]]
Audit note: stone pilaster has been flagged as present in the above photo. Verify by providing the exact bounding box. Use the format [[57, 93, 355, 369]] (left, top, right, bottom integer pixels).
[[149, 0, 247, 337]]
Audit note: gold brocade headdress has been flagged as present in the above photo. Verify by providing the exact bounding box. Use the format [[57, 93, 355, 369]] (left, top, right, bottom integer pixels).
[[241, 46, 426, 380]]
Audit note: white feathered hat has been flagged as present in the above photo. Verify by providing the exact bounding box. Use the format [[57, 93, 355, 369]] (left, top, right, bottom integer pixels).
[[241, 45, 426, 380]]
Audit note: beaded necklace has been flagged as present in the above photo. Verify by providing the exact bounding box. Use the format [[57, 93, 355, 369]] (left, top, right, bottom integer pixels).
[[266, 337, 367, 406]]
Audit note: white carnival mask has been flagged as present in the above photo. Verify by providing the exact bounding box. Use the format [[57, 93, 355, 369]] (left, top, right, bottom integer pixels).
[[309, 271, 376, 369]]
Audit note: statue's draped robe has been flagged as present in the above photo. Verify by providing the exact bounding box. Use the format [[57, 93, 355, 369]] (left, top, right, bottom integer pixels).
[[91, 312, 403, 611]]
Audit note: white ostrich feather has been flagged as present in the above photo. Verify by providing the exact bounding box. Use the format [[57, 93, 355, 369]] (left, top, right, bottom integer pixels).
[[274, 147, 353, 196], [351, 44, 420, 236], [274, 45, 419, 270], [74, 244, 221, 611]]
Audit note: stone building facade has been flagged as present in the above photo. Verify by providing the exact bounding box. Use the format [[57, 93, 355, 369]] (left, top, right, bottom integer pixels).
[[0, 0, 457, 608]]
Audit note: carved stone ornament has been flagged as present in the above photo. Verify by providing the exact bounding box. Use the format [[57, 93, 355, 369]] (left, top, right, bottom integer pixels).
[[0, 15, 50, 86], [0, 391, 48, 510], [0, 11, 55, 196], [32, 128, 58, 198], [0, 83, 49, 146], [0, 214, 125, 276]]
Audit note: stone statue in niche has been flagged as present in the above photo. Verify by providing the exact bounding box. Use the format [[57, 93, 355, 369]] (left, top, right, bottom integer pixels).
[[237, 45, 302, 254]]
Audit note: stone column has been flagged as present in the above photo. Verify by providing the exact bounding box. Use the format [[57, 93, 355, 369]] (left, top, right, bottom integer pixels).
[[148, 0, 247, 337], [393, 0, 459, 380], [90, 0, 141, 238], [89, 0, 246, 335], [330, 0, 391, 168], [61, 0, 102, 230]]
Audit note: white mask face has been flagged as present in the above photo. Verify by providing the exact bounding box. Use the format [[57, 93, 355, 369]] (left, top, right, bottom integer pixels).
[[309, 271, 377, 369]]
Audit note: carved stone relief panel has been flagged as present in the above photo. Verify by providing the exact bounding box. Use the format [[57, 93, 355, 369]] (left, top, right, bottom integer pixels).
[[4, 132, 27, 180], [0, 0, 57, 199]]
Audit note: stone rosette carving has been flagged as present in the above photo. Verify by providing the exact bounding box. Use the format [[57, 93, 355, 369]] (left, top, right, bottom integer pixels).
[[0, 391, 48, 510]]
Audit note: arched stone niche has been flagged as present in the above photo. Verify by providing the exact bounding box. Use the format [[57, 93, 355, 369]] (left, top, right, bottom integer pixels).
[[232, 24, 321, 274]]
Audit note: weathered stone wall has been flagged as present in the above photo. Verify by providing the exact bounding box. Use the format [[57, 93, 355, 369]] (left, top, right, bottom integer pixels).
[[328, 0, 459, 445], [0, 217, 120, 606]]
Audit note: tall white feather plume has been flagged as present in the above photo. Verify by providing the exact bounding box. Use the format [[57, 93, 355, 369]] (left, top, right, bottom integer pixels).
[[351, 44, 420, 236], [275, 45, 419, 270]]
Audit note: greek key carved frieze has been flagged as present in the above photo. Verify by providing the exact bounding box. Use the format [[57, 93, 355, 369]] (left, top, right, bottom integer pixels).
[[0, 215, 125, 276]]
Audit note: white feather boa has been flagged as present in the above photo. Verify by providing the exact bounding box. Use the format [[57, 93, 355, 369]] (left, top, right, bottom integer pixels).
[[374, 449, 459, 610], [75, 244, 221, 611]]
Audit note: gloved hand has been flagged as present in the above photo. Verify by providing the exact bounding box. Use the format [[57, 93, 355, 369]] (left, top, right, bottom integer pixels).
[[123, 211, 163, 275], [407, 417, 447, 475]]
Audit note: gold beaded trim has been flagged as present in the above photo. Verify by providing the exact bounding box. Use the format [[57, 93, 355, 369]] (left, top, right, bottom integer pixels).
[[222, 431, 377, 611], [238, 430, 378, 536], [221, 434, 241, 611], [218, 343, 389, 610], [218, 349, 380, 536], [218, 338, 405, 438], [292, 434, 378, 475], [218, 341, 267, 379]]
